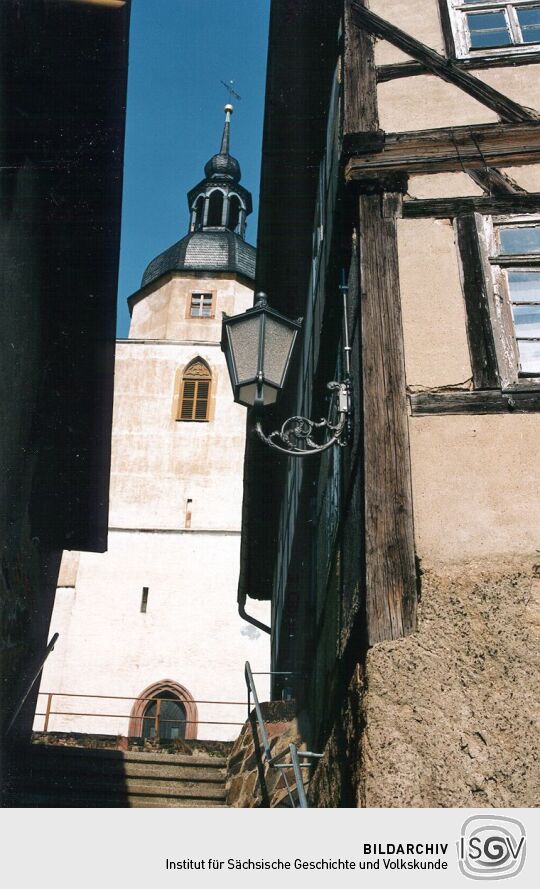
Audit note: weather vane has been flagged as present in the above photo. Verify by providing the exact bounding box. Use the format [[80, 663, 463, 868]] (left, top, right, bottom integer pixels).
[[220, 79, 242, 101]]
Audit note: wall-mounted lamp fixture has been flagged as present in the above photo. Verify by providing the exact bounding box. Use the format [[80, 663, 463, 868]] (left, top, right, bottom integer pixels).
[[221, 288, 351, 457]]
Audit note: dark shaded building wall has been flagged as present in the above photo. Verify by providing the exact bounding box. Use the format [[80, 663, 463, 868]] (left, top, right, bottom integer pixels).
[[250, 0, 540, 808], [0, 0, 130, 754]]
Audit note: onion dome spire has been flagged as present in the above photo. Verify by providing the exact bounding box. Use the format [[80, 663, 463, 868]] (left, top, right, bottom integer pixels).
[[204, 104, 241, 183], [139, 104, 255, 291], [220, 103, 232, 154]]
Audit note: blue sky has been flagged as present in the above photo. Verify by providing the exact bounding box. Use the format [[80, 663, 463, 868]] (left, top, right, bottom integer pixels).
[[117, 0, 271, 336]]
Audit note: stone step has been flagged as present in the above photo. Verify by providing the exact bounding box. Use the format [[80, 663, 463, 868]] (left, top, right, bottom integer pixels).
[[29, 744, 228, 768], [6, 743, 230, 808], [23, 752, 226, 782], [4, 790, 228, 808], [9, 774, 227, 801]]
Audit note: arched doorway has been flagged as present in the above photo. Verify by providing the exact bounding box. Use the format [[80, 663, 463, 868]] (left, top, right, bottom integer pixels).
[[128, 680, 198, 740]]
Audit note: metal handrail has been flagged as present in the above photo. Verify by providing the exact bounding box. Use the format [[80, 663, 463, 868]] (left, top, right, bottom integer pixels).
[[4, 632, 59, 737], [244, 661, 321, 808], [32, 690, 247, 733]]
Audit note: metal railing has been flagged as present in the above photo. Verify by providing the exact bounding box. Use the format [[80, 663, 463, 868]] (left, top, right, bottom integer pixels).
[[244, 661, 322, 808], [34, 690, 246, 735], [4, 633, 59, 738]]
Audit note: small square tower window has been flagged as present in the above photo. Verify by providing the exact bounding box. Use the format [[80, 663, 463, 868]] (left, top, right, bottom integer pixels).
[[190, 292, 214, 318]]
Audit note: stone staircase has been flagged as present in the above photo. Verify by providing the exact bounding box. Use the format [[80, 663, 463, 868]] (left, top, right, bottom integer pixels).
[[3, 742, 232, 807]]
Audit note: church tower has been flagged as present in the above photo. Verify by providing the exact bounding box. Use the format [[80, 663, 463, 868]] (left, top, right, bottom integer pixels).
[[35, 108, 269, 743]]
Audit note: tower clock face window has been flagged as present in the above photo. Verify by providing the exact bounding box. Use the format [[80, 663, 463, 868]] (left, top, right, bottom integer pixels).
[[190, 292, 214, 318]]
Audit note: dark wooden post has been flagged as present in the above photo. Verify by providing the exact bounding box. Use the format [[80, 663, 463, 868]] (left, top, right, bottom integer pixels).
[[358, 187, 417, 643], [343, 0, 379, 135]]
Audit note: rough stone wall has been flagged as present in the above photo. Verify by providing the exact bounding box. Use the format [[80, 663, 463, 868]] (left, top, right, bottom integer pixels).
[[32, 732, 230, 758], [225, 701, 307, 807], [309, 558, 540, 808], [308, 665, 364, 808]]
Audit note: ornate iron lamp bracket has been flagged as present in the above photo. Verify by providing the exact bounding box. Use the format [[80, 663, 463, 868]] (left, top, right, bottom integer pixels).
[[252, 272, 352, 458], [254, 379, 351, 457]]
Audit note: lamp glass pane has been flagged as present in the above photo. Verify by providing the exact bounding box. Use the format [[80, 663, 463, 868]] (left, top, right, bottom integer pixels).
[[238, 382, 278, 407], [227, 314, 261, 383], [263, 316, 296, 387]]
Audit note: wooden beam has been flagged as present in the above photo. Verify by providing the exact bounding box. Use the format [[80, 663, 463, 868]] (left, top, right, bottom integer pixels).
[[455, 214, 500, 389], [467, 167, 526, 196], [350, 2, 539, 123], [343, 0, 379, 134], [358, 190, 417, 644], [409, 389, 540, 415], [377, 50, 540, 83], [436, 0, 457, 59], [402, 192, 540, 218], [345, 121, 540, 179]]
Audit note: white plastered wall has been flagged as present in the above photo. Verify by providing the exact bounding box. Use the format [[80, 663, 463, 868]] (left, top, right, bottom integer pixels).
[[36, 272, 270, 741]]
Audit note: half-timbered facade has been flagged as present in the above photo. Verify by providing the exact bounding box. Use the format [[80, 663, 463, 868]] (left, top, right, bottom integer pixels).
[[241, 0, 540, 806]]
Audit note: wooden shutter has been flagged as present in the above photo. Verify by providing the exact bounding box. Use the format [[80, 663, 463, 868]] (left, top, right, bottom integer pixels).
[[194, 381, 209, 419], [179, 362, 211, 421], [180, 380, 196, 419]]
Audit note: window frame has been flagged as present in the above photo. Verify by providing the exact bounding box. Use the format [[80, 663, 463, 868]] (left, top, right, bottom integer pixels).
[[188, 291, 215, 319], [486, 214, 540, 386], [178, 360, 212, 422], [446, 0, 540, 58]]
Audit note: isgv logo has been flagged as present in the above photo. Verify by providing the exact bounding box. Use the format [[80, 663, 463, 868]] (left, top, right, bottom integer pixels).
[[458, 815, 526, 880]]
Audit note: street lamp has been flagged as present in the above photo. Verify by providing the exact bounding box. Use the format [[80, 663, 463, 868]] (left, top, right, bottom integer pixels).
[[221, 291, 351, 457]]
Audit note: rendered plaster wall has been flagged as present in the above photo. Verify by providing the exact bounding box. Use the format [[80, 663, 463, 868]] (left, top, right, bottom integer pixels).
[[309, 560, 540, 807], [370, 0, 540, 132], [397, 211, 540, 562], [360, 560, 540, 807], [128, 273, 253, 343], [372, 0, 446, 65], [108, 340, 247, 531], [378, 68, 540, 133], [35, 272, 269, 742], [35, 530, 269, 741]]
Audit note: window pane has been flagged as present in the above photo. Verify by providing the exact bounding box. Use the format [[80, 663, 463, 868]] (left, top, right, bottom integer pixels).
[[500, 226, 540, 254], [191, 293, 212, 317], [512, 304, 540, 338], [517, 339, 540, 373], [518, 6, 540, 41], [507, 271, 540, 302], [466, 11, 512, 47]]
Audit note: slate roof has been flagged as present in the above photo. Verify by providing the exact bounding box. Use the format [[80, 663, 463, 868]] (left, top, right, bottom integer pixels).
[[141, 229, 256, 288]]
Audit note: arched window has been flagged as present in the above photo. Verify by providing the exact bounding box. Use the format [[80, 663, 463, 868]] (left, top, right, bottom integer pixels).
[[193, 196, 204, 230], [179, 359, 211, 421], [142, 693, 186, 740], [207, 190, 224, 226], [128, 680, 198, 740], [228, 195, 242, 232]]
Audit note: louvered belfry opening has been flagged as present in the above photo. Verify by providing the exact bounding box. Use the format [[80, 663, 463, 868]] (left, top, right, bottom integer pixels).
[[180, 359, 211, 421]]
